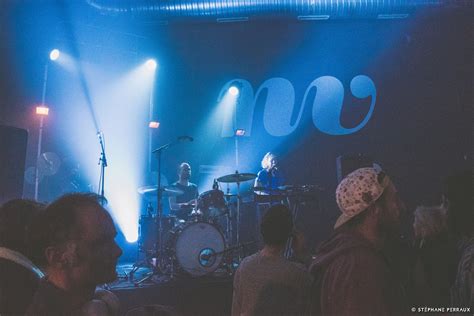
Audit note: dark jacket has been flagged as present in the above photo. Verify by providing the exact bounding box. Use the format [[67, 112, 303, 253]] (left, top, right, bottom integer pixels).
[[308, 230, 406, 316], [26, 279, 83, 316], [0, 259, 40, 314], [411, 234, 459, 307]]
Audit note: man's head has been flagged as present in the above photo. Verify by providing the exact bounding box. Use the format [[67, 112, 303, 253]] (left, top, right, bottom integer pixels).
[[0, 199, 44, 255], [28, 193, 122, 288], [413, 205, 448, 240], [178, 162, 191, 181], [260, 204, 293, 247], [334, 167, 404, 235]]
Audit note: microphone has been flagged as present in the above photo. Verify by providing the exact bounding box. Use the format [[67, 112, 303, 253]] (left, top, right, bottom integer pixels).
[[270, 166, 278, 179], [178, 136, 194, 142]]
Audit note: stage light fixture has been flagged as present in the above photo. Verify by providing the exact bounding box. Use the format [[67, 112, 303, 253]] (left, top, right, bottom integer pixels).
[[229, 86, 239, 96], [49, 49, 60, 61], [146, 59, 157, 70], [36, 106, 50, 116], [235, 129, 246, 136], [149, 121, 160, 129]]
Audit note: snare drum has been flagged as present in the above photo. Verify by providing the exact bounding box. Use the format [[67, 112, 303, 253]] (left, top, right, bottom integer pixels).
[[169, 221, 225, 276]]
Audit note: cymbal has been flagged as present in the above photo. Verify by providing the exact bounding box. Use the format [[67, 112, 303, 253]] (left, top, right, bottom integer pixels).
[[137, 185, 184, 198], [217, 173, 257, 183]]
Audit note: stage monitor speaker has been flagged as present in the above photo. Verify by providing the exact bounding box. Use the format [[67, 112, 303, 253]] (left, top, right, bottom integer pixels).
[[0, 125, 28, 205], [336, 153, 374, 184]]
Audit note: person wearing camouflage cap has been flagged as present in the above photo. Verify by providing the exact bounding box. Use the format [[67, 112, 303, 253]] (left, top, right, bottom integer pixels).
[[308, 167, 407, 315]]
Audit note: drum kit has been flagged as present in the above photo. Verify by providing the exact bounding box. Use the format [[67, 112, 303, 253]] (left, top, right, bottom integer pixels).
[[131, 171, 258, 282]]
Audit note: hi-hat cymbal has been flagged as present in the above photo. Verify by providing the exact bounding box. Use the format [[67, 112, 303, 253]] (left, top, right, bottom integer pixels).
[[217, 173, 257, 183], [137, 185, 184, 198]]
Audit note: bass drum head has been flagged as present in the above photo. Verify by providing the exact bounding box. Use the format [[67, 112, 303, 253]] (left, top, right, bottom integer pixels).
[[174, 222, 225, 276]]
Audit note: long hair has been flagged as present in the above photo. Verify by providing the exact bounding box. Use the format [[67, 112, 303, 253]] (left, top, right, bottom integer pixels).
[[413, 205, 448, 241], [261, 152, 276, 169]]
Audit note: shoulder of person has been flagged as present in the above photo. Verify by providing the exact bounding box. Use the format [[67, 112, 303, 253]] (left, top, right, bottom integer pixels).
[[288, 260, 309, 272], [285, 259, 311, 279], [237, 253, 260, 270]]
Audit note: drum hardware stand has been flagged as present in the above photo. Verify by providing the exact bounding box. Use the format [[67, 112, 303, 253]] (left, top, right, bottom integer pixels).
[[128, 201, 160, 284], [224, 185, 233, 244], [283, 186, 322, 259], [236, 174, 242, 260], [284, 194, 300, 259], [225, 207, 232, 246], [216, 171, 257, 263]]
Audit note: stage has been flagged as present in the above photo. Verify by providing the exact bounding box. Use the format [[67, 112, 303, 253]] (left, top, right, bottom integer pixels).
[[109, 263, 233, 316]]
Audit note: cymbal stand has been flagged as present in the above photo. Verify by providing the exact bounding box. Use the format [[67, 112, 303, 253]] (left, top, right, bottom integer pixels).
[[224, 187, 233, 245], [235, 172, 242, 261]]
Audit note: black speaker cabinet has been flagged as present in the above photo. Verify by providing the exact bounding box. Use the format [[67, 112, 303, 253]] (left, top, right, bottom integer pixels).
[[0, 125, 28, 204]]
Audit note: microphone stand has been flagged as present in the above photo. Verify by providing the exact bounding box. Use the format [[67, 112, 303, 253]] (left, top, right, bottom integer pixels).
[[152, 139, 180, 227], [135, 137, 189, 284], [97, 132, 107, 205]]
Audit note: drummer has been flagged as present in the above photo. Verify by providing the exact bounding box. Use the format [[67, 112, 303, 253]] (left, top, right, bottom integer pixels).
[[254, 152, 285, 190], [169, 162, 199, 220]]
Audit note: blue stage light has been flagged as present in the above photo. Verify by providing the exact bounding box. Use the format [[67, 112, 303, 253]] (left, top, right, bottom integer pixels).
[[146, 59, 157, 70], [229, 86, 239, 96], [49, 49, 60, 61]]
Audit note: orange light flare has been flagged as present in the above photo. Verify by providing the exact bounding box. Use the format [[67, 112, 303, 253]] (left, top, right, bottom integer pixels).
[[36, 106, 50, 116], [149, 121, 160, 129]]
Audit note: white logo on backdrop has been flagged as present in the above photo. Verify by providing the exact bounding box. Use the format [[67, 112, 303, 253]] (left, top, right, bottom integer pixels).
[[218, 75, 377, 137]]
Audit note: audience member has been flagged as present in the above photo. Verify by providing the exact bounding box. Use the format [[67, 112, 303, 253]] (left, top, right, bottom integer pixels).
[[26, 193, 122, 315], [232, 204, 311, 316], [309, 167, 407, 315], [411, 205, 458, 306], [0, 199, 45, 314], [443, 170, 473, 245], [443, 170, 473, 309]]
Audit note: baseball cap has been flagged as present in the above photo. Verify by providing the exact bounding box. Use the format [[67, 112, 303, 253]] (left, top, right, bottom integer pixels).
[[334, 167, 390, 229]]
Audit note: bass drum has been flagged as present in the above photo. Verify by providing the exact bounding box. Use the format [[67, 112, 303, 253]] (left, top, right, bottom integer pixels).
[[172, 222, 225, 277]]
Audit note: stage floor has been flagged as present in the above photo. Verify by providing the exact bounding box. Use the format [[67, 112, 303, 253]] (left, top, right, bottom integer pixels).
[[108, 263, 234, 315]]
